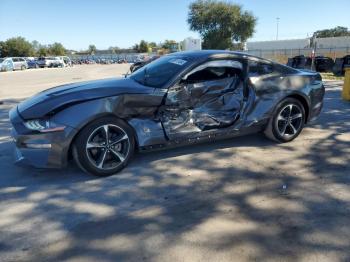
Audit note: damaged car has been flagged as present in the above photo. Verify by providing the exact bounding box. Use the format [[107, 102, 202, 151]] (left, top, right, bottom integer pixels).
[[9, 50, 325, 176]]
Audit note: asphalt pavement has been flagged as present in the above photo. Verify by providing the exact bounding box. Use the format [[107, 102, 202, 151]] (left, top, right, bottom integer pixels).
[[0, 66, 349, 262]]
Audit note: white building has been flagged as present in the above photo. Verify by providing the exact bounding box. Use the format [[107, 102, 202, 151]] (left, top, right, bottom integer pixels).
[[316, 36, 350, 48], [247, 39, 310, 50], [247, 36, 350, 50], [180, 37, 202, 51]]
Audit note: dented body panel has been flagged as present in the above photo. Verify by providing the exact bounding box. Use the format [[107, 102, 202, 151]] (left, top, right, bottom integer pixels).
[[9, 50, 325, 168]]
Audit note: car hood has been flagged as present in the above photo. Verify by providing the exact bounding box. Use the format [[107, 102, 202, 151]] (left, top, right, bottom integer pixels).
[[18, 77, 151, 119]]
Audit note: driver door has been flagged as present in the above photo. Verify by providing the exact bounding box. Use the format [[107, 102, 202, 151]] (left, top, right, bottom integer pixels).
[[160, 59, 245, 140]]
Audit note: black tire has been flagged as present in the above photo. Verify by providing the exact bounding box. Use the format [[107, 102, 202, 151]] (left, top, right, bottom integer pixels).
[[21, 65, 26, 70], [73, 117, 135, 176], [264, 98, 305, 143]]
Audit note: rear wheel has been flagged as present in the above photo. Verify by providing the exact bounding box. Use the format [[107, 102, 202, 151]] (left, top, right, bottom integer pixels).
[[21, 65, 26, 70], [73, 117, 135, 176], [264, 98, 305, 143]]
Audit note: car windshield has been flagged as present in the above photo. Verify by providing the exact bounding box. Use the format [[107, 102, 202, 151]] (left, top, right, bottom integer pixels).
[[130, 55, 190, 88]]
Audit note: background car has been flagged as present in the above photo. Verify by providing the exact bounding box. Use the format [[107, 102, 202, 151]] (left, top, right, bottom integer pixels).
[[10, 50, 325, 177], [287, 55, 312, 70], [287, 55, 335, 72], [0, 58, 14, 72], [37, 57, 62, 68], [333, 55, 350, 76], [37, 57, 52, 68], [314, 56, 335, 72], [9, 57, 28, 70], [58, 56, 73, 67], [25, 58, 39, 69], [52, 57, 65, 67]]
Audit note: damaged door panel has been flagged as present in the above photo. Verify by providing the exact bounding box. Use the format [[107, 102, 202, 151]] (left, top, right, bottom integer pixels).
[[159, 60, 245, 140]]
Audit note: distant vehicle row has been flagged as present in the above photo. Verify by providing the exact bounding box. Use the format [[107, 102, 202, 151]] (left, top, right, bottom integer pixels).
[[0, 56, 72, 72], [71, 58, 129, 65], [37, 57, 72, 68], [287, 55, 350, 75]]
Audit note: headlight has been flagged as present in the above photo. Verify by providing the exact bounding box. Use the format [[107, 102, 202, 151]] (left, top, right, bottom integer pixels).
[[24, 119, 66, 133]]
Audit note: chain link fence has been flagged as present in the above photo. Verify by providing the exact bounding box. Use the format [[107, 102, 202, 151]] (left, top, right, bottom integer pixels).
[[246, 47, 350, 64]]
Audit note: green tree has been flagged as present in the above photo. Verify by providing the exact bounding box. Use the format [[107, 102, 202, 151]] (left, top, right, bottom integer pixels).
[[48, 42, 66, 56], [88, 44, 97, 55], [162, 40, 178, 50], [139, 40, 149, 53], [0, 41, 6, 57], [0, 37, 35, 57], [187, 0, 256, 50], [148, 42, 157, 48], [132, 43, 139, 52], [108, 46, 119, 54], [313, 26, 350, 38], [37, 46, 49, 57]]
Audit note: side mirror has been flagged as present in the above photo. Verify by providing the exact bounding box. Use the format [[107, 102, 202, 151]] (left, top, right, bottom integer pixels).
[[180, 77, 190, 85]]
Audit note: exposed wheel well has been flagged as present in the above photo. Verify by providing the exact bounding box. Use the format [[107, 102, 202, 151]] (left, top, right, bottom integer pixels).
[[66, 114, 139, 164], [286, 94, 309, 123]]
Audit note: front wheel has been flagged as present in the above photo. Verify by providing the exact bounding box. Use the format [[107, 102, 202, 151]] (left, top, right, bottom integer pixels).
[[73, 117, 135, 176], [264, 98, 305, 143]]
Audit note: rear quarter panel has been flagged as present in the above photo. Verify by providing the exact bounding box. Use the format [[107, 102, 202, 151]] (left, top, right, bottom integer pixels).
[[243, 73, 317, 126]]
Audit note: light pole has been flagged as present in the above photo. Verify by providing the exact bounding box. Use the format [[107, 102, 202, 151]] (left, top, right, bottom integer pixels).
[[311, 34, 317, 71], [276, 17, 280, 40]]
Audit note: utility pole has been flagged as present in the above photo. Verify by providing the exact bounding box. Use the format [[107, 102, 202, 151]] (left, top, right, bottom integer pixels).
[[311, 34, 317, 71], [276, 17, 280, 40]]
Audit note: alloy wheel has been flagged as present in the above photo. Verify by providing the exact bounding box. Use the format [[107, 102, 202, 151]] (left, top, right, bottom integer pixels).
[[85, 124, 130, 170], [276, 104, 303, 138]]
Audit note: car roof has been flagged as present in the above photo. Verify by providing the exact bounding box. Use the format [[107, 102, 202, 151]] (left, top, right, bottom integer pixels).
[[170, 50, 272, 63]]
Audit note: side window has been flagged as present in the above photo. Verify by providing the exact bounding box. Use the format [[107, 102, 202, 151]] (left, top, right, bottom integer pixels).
[[13, 58, 19, 62], [185, 60, 242, 83], [274, 64, 297, 74], [249, 61, 274, 76]]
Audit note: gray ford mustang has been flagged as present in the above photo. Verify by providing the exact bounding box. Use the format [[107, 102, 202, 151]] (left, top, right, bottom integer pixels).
[[9, 50, 325, 176]]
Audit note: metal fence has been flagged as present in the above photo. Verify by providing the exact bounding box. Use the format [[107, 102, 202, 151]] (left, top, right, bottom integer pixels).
[[246, 47, 350, 64]]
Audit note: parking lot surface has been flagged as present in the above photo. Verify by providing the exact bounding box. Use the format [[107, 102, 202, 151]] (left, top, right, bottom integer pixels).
[[0, 66, 349, 262], [0, 64, 130, 100]]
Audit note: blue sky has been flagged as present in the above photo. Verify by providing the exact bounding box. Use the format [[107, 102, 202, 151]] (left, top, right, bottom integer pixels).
[[0, 0, 349, 50]]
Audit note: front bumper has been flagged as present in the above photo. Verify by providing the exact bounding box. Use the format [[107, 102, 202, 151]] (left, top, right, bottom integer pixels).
[[9, 107, 76, 169]]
